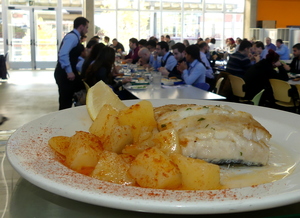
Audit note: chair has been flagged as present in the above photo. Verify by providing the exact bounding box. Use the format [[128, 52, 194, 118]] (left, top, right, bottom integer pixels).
[[269, 79, 299, 111], [251, 89, 264, 106], [82, 80, 90, 92], [194, 82, 210, 91], [213, 77, 224, 94], [228, 74, 247, 103]]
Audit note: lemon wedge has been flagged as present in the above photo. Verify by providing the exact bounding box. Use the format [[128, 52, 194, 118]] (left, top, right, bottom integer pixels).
[[86, 81, 126, 121]]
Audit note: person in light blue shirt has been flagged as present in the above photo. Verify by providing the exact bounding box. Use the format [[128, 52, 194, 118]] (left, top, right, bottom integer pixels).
[[265, 37, 276, 51], [152, 41, 177, 72], [178, 45, 206, 86], [54, 17, 89, 110], [275, 39, 290, 60]]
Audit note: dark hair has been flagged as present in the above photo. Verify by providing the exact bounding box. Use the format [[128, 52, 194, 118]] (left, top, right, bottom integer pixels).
[[293, 43, 300, 50], [183, 39, 190, 46], [254, 41, 265, 50], [91, 36, 100, 40], [112, 38, 118, 42], [86, 39, 99, 49], [210, 38, 216, 44], [157, 41, 169, 52], [276, 39, 283, 44], [85, 46, 115, 87], [266, 49, 279, 63], [147, 40, 157, 48], [197, 38, 203, 44], [166, 35, 171, 39], [238, 40, 252, 51], [129, 38, 138, 46], [104, 36, 110, 41], [81, 43, 105, 79], [138, 39, 147, 46], [185, 45, 201, 62], [172, 43, 186, 53], [73, 17, 89, 29], [198, 41, 208, 50]]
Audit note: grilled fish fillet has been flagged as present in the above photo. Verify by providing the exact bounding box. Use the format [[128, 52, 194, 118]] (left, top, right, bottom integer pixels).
[[154, 104, 271, 166]]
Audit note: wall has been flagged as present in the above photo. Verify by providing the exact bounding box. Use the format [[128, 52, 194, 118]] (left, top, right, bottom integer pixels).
[[257, 0, 300, 28]]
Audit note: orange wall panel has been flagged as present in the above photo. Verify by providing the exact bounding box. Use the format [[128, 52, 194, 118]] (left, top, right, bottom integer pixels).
[[257, 0, 300, 28]]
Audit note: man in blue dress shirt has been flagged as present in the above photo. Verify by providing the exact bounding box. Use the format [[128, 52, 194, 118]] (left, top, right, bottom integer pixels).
[[152, 41, 177, 73], [265, 37, 276, 51], [54, 17, 89, 110], [275, 39, 290, 60]]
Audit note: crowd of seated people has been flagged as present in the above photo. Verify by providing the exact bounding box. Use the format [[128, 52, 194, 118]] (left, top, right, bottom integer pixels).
[[75, 33, 299, 109]]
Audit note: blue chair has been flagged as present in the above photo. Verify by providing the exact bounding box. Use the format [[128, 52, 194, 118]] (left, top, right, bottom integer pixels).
[[194, 82, 210, 91]]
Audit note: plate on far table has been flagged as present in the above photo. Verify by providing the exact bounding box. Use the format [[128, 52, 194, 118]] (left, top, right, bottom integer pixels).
[[126, 85, 149, 90], [6, 99, 300, 214]]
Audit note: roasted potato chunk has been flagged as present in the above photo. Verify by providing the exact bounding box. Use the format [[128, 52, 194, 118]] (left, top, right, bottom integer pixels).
[[153, 129, 181, 156], [129, 147, 181, 189], [65, 131, 103, 174], [91, 151, 136, 185], [48, 136, 70, 156], [171, 153, 221, 190]]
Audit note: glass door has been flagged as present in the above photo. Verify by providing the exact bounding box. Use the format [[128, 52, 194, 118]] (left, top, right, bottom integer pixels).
[[7, 7, 57, 69], [34, 9, 57, 68], [7, 8, 32, 68]]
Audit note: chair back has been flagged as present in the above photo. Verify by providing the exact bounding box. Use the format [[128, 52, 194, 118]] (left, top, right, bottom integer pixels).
[[269, 79, 292, 103], [194, 82, 210, 91], [82, 80, 90, 92], [228, 75, 245, 98], [214, 77, 224, 94], [251, 89, 264, 106]]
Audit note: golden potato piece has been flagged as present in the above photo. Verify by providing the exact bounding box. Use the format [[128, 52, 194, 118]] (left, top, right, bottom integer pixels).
[[65, 131, 103, 174], [48, 136, 70, 156], [91, 150, 136, 185], [89, 104, 133, 153], [129, 147, 181, 189], [171, 153, 221, 190], [118, 100, 157, 143], [153, 129, 181, 156]]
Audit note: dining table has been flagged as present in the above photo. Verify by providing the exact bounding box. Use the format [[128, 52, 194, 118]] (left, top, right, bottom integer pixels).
[[123, 84, 226, 101], [1, 129, 300, 218]]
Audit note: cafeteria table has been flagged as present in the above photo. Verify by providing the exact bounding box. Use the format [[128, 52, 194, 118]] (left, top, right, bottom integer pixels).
[[124, 84, 226, 100], [1, 130, 300, 217]]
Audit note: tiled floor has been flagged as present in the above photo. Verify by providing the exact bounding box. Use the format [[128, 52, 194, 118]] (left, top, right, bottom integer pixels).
[[0, 70, 59, 131]]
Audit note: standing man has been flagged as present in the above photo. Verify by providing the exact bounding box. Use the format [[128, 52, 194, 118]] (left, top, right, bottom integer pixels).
[[265, 37, 276, 51], [54, 17, 89, 110], [198, 41, 214, 80], [275, 39, 290, 60], [152, 41, 177, 72]]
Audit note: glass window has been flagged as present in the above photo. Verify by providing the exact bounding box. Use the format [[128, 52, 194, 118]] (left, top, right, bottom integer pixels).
[[225, 0, 245, 13], [224, 14, 244, 40], [7, 0, 26, 6], [161, 12, 182, 43], [205, 0, 223, 11], [162, 0, 182, 11], [140, 0, 160, 11], [117, 11, 138, 51], [183, 12, 203, 45], [183, 1, 203, 11], [203, 13, 224, 49], [94, 11, 116, 43], [95, 0, 116, 9], [0, 10, 3, 54], [118, 0, 138, 9], [62, 11, 83, 37], [63, 0, 82, 7], [139, 12, 161, 40]]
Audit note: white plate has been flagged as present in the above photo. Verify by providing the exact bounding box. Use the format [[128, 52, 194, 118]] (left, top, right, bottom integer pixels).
[[6, 99, 300, 214], [126, 85, 149, 90]]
